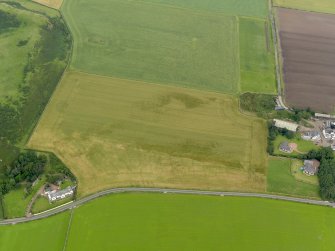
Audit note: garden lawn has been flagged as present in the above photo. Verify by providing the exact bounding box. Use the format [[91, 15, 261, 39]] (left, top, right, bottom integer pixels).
[[267, 157, 319, 198], [61, 0, 239, 94], [0, 212, 70, 251], [239, 17, 276, 94], [31, 196, 72, 214], [3, 178, 45, 218], [291, 159, 319, 185], [66, 193, 335, 251], [274, 0, 335, 14], [274, 134, 318, 156], [28, 71, 268, 196]]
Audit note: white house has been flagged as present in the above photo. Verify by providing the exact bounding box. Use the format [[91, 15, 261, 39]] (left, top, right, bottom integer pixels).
[[45, 186, 75, 202]]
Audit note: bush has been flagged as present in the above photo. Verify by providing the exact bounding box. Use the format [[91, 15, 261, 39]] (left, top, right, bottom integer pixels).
[[0, 10, 21, 34], [240, 93, 276, 117]]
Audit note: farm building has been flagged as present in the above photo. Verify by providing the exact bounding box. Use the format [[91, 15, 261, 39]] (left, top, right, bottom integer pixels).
[[301, 131, 321, 141], [44, 186, 75, 202], [302, 160, 320, 176], [279, 141, 293, 153], [273, 119, 299, 132], [315, 113, 335, 120]]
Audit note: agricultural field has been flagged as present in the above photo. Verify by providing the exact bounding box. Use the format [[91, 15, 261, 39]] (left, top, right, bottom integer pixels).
[[267, 157, 320, 198], [66, 194, 335, 251], [0, 212, 70, 251], [28, 71, 268, 196], [277, 8, 335, 113], [140, 0, 269, 18], [33, 0, 63, 9], [61, 0, 239, 94], [239, 18, 276, 94], [274, 0, 335, 14], [2, 194, 335, 250]]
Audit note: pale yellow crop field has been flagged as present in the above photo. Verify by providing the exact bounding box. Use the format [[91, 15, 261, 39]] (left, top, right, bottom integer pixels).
[[33, 0, 63, 9], [29, 71, 268, 196], [274, 0, 335, 14]]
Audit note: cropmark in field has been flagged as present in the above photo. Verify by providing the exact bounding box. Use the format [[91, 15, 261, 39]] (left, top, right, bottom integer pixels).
[[62, 0, 239, 93], [28, 71, 267, 196]]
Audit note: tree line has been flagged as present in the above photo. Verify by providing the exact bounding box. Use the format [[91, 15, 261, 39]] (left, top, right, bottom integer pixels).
[[304, 148, 335, 201]]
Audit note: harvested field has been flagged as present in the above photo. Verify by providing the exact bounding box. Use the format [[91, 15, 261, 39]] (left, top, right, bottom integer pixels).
[[61, 0, 239, 94], [28, 71, 268, 196], [278, 8, 335, 113], [274, 0, 335, 14], [33, 0, 63, 9]]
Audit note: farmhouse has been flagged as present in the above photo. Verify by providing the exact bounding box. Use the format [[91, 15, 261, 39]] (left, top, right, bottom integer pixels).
[[302, 160, 320, 176], [273, 119, 299, 132], [44, 186, 75, 202], [301, 131, 321, 141], [279, 141, 293, 153]]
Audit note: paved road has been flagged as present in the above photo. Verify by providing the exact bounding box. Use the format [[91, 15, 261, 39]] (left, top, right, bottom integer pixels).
[[1, 187, 334, 226]]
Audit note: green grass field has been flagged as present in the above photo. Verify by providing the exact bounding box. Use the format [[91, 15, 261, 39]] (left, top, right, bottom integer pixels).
[[2, 194, 335, 251], [274, 0, 335, 14], [28, 71, 267, 196], [136, 0, 269, 18], [267, 157, 320, 198], [0, 212, 70, 251], [239, 17, 276, 94], [62, 0, 240, 94], [0, 3, 45, 102], [67, 193, 335, 251]]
